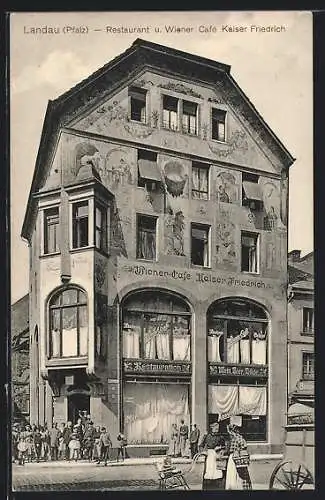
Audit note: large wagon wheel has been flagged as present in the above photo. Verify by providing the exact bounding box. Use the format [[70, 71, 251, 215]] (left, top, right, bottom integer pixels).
[[269, 460, 314, 490]]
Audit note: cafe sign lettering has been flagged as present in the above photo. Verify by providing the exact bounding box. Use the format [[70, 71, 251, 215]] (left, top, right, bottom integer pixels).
[[209, 363, 268, 378], [123, 359, 191, 374]]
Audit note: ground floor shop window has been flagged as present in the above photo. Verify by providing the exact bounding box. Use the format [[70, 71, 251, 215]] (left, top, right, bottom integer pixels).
[[208, 383, 267, 441], [122, 290, 191, 361], [123, 382, 190, 445], [207, 299, 268, 365]]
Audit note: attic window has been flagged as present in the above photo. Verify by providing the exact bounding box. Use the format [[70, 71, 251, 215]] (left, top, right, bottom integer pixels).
[[129, 87, 147, 123], [137, 149, 162, 191], [242, 172, 263, 210], [211, 108, 226, 142]]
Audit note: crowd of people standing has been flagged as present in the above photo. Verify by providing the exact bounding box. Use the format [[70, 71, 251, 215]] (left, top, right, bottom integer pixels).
[[12, 410, 128, 466]]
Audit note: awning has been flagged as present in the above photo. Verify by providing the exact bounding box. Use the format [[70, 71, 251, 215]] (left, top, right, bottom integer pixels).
[[192, 227, 208, 241], [242, 181, 263, 201], [138, 159, 162, 182]]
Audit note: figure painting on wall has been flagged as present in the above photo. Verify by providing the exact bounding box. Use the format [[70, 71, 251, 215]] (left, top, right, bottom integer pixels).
[[216, 171, 238, 204], [74, 142, 100, 178], [216, 222, 237, 266], [171, 211, 185, 256], [262, 182, 284, 230]]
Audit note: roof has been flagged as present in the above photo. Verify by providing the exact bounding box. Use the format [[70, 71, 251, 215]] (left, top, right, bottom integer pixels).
[[21, 38, 295, 240], [291, 280, 314, 291], [288, 264, 313, 285], [11, 294, 29, 339]]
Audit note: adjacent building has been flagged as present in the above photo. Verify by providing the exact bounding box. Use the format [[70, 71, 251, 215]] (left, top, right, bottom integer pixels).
[[21, 39, 295, 455], [288, 250, 314, 408], [11, 294, 30, 422]]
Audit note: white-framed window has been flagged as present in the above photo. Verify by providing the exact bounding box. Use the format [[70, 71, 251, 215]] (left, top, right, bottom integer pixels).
[[162, 95, 179, 131], [182, 100, 198, 135], [136, 214, 157, 261], [241, 231, 259, 273], [70, 196, 110, 252], [49, 287, 88, 359], [211, 108, 226, 142], [43, 206, 60, 254], [302, 308, 314, 335], [162, 95, 199, 135], [192, 162, 209, 200], [302, 352, 314, 380], [129, 87, 147, 123], [191, 223, 210, 267]]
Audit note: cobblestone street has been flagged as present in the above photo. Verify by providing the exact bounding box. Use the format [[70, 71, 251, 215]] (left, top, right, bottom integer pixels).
[[12, 458, 276, 491]]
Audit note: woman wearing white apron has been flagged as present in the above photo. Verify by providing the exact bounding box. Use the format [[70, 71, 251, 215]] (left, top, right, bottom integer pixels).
[[225, 424, 252, 490], [199, 422, 225, 490]]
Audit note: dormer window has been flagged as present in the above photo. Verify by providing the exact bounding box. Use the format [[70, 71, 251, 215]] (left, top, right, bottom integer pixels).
[[129, 87, 147, 123]]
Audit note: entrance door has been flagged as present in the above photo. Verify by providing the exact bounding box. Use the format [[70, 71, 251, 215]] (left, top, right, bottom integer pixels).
[[67, 393, 90, 424]]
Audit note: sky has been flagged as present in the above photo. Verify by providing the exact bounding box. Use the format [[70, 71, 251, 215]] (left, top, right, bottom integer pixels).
[[10, 10, 313, 303]]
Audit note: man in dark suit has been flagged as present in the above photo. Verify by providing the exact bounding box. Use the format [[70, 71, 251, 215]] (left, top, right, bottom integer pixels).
[[189, 424, 200, 458], [179, 419, 189, 457]]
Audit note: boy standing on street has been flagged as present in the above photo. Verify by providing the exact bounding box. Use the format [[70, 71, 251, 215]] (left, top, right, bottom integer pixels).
[[97, 427, 112, 466]]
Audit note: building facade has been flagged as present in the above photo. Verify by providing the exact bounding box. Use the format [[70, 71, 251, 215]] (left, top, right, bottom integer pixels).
[[11, 294, 30, 422], [288, 250, 314, 408], [22, 39, 294, 455]]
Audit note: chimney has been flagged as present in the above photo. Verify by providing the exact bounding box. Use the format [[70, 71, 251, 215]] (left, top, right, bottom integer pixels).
[[288, 250, 301, 263]]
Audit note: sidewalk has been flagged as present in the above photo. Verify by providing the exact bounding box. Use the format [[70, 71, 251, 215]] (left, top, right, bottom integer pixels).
[[16, 453, 283, 468]]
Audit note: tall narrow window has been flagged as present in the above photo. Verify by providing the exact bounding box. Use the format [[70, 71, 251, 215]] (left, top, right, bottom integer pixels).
[[72, 202, 89, 249], [303, 308, 314, 334], [137, 215, 157, 261], [211, 108, 226, 141], [191, 223, 210, 267], [192, 162, 209, 200], [129, 87, 147, 123], [302, 352, 314, 380], [241, 232, 259, 273], [95, 203, 107, 252], [163, 95, 178, 130], [49, 288, 88, 359], [44, 207, 60, 254], [182, 100, 198, 135]]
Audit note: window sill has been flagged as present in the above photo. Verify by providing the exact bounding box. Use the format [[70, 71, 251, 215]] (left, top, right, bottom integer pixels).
[[162, 125, 179, 133], [46, 356, 88, 367], [241, 270, 260, 276], [129, 118, 148, 126], [191, 264, 212, 270], [191, 195, 210, 201], [210, 138, 227, 144], [301, 331, 314, 337], [70, 245, 95, 253], [136, 258, 157, 263], [40, 251, 61, 259]]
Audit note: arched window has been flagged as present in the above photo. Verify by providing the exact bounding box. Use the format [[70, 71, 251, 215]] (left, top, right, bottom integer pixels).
[[122, 290, 191, 361], [207, 298, 268, 365], [49, 288, 88, 358]]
